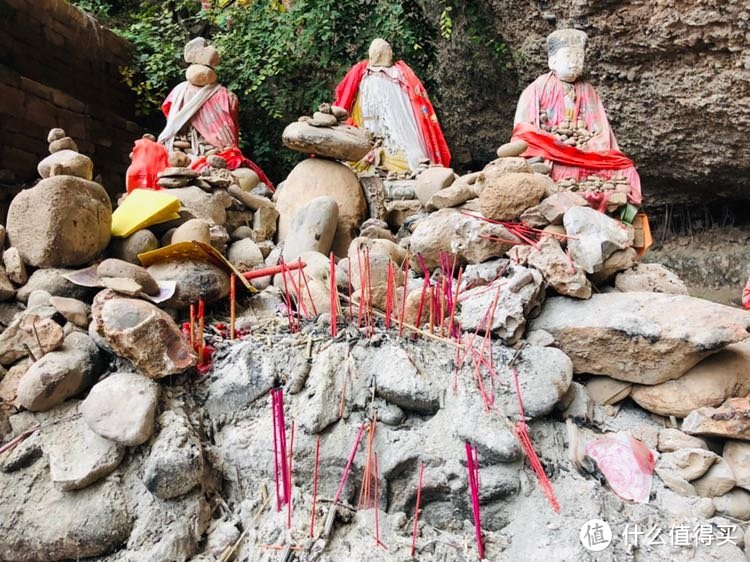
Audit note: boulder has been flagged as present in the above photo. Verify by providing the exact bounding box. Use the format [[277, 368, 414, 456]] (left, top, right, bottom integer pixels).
[[615, 263, 689, 295], [693, 458, 736, 497], [276, 159, 366, 257], [90, 290, 195, 378], [97, 258, 160, 296], [530, 292, 750, 384], [81, 372, 160, 446], [478, 172, 547, 221], [657, 428, 709, 452], [563, 207, 630, 274], [282, 121, 372, 161], [168, 186, 227, 225], [683, 398, 750, 441], [459, 264, 545, 343], [42, 407, 125, 491], [147, 259, 230, 309], [409, 209, 521, 271], [631, 341, 750, 417], [16, 332, 102, 412], [37, 149, 93, 180], [228, 239, 265, 273], [281, 196, 339, 262], [7, 176, 112, 268], [415, 166, 455, 206], [110, 229, 159, 264], [143, 410, 204, 500], [526, 236, 591, 299]]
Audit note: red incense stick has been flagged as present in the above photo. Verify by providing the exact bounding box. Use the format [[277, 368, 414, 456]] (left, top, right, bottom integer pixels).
[[411, 461, 425, 557], [310, 435, 321, 538]]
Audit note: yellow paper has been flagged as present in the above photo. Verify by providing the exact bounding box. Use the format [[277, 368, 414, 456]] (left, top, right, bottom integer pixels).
[[111, 189, 181, 238]]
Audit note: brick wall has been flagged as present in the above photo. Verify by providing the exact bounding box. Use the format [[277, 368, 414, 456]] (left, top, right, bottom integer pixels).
[[0, 0, 143, 200]]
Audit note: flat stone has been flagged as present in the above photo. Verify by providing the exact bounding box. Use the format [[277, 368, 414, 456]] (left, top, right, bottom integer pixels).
[[49, 296, 89, 328], [282, 121, 372, 161], [37, 149, 93, 180], [42, 404, 125, 491], [631, 340, 750, 417], [82, 372, 160, 446], [496, 140, 527, 158], [615, 263, 689, 295], [148, 259, 230, 309], [97, 258, 160, 296], [90, 290, 195, 379], [531, 293, 750, 384], [585, 377, 632, 405], [657, 428, 709, 452]]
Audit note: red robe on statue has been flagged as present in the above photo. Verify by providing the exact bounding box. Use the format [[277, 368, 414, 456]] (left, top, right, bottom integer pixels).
[[334, 60, 451, 167]]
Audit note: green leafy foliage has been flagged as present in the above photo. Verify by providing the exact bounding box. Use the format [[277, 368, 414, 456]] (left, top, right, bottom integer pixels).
[[71, 0, 438, 181]]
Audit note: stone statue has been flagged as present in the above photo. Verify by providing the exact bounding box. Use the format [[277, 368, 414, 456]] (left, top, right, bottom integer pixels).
[[334, 38, 451, 174], [126, 37, 272, 192], [511, 29, 641, 210]]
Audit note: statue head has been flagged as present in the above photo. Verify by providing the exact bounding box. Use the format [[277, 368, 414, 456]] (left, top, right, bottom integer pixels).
[[547, 29, 587, 83], [184, 37, 220, 86], [368, 38, 394, 68]]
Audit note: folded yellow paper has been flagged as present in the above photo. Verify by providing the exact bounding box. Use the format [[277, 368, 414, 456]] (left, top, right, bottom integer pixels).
[[111, 189, 181, 237]]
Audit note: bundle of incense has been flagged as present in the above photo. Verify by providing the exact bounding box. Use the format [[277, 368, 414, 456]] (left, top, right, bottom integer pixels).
[[512, 368, 561, 512], [330, 253, 337, 337], [229, 274, 236, 340], [271, 388, 290, 510], [309, 435, 321, 538], [411, 461, 425, 557], [465, 442, 485, 559]]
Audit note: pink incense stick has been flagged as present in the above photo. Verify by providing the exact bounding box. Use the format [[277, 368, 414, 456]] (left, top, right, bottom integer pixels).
[[310, 435, 321, 538], [287, 421, 295, 529], [271, 391, 281, 511], [465, 442, 485, 559], [398, 257, 410, 338], [330, 252, 337, 337], [411, 461, 425, 557], [332, 423, 366, 506]]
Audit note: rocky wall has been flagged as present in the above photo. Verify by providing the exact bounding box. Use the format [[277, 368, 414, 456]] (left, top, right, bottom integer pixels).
[[0, 0, 143, 201], [420, 0, 750, 207]]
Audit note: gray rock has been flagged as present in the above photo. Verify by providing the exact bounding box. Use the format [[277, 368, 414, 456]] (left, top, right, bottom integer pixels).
[[7, 176, 111, 268], [81, 372, 160, 446], [682, 398, 750, 441], [526, 236, 591, 299], [48, 296, 89, 328], [168, 186, 227, 225], [563, 206, 630, 274], [409, 209, 521, 271], [479, 172, 547, 221], [530, 292, 750, 384], [252, 206, 279, 242], [513, 345, 573, 417], [282, 196, 339, 262], [496, 140, 527, 158], [148, 259, 230, 309], [296, 343, 348, 433], [723, 440, 750, 491], [615, 263, 689, 295], [0, 267, 15, 301], [110, 229, 159, 264], [228, 239, 264, 273], [282, 121, 372, 161], [143, 409, 204, 500], [97, 258, 160, 296], [0, 308, 62, 366], [657, 448, 719, 482], [171, 218, 212, 245], [17, 267, 93, 303], [415, 166, 455, 206], [536, 191, 588, 225], [0, 449, 131, 560], [458, 264, 545, 344], [693, 458, 736, 497], [712, 488, 750, 520], [41, 403, 125, 491], [37, 149, 93, 180], [657, 428, 709, 452], [16, 332, 102, 412]]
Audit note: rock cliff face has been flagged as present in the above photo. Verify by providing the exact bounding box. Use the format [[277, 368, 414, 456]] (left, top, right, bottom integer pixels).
[[422, 0, 750, 206]]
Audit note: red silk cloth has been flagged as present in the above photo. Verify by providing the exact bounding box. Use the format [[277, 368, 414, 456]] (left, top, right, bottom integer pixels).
[[334, 60, 451, 167], [125, 138, 169, 193]]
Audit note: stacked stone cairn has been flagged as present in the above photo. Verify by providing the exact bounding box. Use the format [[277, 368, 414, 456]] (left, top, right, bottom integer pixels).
[[0, 123, 749, 562]]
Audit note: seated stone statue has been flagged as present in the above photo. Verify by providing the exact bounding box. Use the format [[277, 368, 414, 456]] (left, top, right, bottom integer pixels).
[[126, 37, 272, 192], [334, 38, 451, 174], [511, 29, 641, 210]]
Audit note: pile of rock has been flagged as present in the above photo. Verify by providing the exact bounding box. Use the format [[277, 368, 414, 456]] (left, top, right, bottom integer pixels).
[[539, 114, 595, 147]]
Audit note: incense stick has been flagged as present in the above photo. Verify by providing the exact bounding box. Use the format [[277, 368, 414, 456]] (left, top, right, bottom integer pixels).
[[411, 461, 425, 557], [465, 442, 484, 559], [332, 423, 366, 507], [330, 253, 337, 337], [310, 435, 321, 538], [229, 275, 236, 340]]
